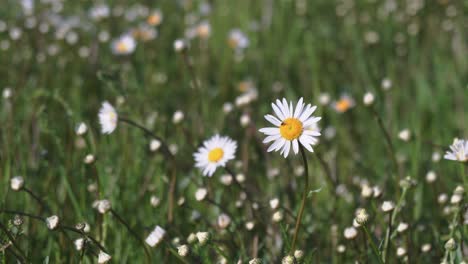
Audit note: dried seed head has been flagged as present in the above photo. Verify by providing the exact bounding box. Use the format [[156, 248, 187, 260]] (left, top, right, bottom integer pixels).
[[249, 258, 262, 264], [177, 244, 189, 257], [13, 215, 23, 226], [294, 250, 304, 260], [444, 238, 456, 251], [272, 211, 284, 222], [46, 215, 60, 230], [93, 200, 111, 214], [355, 208, 369, 225], [196, 231, 210, 245], [282, 255, 294, 264], [98, 251, 111, 263]]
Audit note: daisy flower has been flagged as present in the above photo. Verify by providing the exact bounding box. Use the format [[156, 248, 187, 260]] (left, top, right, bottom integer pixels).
[[111, 34, 136, 55], [332, 94, 355, 113], [444, 138, 467, 162], [194, 135, 237, 177], [228, 29, 249, 50], [98, 101, 118, 134], [259, 98, 321, 158]]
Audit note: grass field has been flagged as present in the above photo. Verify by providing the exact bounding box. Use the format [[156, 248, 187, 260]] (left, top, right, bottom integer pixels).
[[0, 0, 467, 263]]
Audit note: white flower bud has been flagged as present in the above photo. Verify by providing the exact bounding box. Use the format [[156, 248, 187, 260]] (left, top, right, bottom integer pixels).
[[93, 200, 111, 214], [236, 173, 246, 183], [438, 193, 448, 204], [196, 231, 210, 245], [74, 238, 85, 251], [363, 92, 375, 106], [172, 110, 184, 124], [2, 87, 12, 99], [150, 195, 160, 207], [269, 198, 279, 209], [381, 78, 392, 91], [177, 244, 189, 257], [222, 103, 233, 114], [84, 154, 95, 164], [396, 247, 406, 257], [46, 215, 60, 230], [272, 211, 283, 222], [240, 114, 250, 127], [174, 39, 187, 52], [337, 244, 346, 253], [149, 139, 161, 152], [187, 233, 197, 244], [76, 122, 87, 135], [195, 188, 208, 201], [372, 186, 382, 198], [344, 227, 358, 239], [450, 194, 462, 204], [249, 258, 261, 264], [217, 213, 231, 229], [444, 238, 456, 251], [10, 176, 24, 191], [145, 226, 166, 247], [421, 243, 431, 253], [432, 152, 441, 162], [282, 255, 294, 264], [294, 250, 304, 260], [98, 251, 111, 263], [245, 221, 255, 230], [398, 129, 411, 142], [361, 184, 373, 198], [396, 222, 408, 233], [425, 171, 437, 183], [381, 201, 395, 213], [220, 174, 232, 185], [355, 208, 369, 225], [318, 93, 330, 105]]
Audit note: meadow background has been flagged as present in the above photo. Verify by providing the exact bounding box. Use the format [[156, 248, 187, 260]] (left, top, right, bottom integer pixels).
[[0, 0, 467, 263]]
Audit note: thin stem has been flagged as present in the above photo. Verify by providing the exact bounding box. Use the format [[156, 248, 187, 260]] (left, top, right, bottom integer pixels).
[[22, 187, 51, 213], [290, 145, 310, 254], [370, 108, 400, 180], [315, 152, 338, 188], [382, 213, 393, 263], [0, 221, 28, 263], [362, 225, 385, 264], [118, 117, 174, 160], [110, 209, 151, 263]]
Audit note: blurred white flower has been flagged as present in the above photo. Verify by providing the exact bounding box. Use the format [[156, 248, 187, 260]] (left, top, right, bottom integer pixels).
[[149, 139, 161, 152], [363, 92, 375, 106], [46, 215, 60, 230], [173, 39, 187, 52], [398, 129, 411, 142], [150, 195, 160, 207], [228, 29, 249, 50], [332, 94, 355, 113], [240, 114, 250, 127], [98, 101, 118, 134], [76, 122, 88, 136], [145, 225, 166, 247], [425, 171, 437, 183], [172, 110, 184, 124], [84, 154, 95, 164], [217, 213, 231, 229], [10, 176, 24, 191], [74, 238, 84, 251], [98, 251, 111, 263], [195, 188, 208, 201], [259, 98, 321, 158], [381, 201, 395, 212], [196, 231, 210, 245], [396, 247, 406, 257], [344, 227, 357, 239], [444, 138, 467, 162], [193, 135, 237, 177], [177, 244, 189, 257], [111, 34, 136, 55], [147, 10, 163, 26], [318, 93, 330, 105], [93, 199, 111, 214], [381, 78, 392, 91], [397, 222, 408, 233]]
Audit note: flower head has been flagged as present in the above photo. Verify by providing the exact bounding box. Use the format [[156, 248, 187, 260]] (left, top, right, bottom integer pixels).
[[145, 225, 166, 247], [259, 98, 321, 158], [111, 34, 136, 55], [332, 94, 355, 113], [444, 138, 467, 162], [98, 101, 118, 134], [193, 135, 237, 177]]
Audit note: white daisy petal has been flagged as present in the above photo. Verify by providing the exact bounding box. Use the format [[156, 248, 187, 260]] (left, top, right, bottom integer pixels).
[[293, 97, 304, 118], [299, 105, 317, 122], [259, 127, 279, 136], [272, 102, 285, 120], [292, 139, 299, 154], [265, 114, 281, 126]]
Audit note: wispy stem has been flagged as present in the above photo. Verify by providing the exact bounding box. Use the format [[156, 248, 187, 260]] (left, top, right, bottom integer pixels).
[[22, 187, 51, 213], [362, 225, 384, 264], [290, 145, 310, 254]]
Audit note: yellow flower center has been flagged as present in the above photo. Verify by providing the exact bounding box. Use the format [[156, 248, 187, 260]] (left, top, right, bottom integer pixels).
[[208, 148, 224, 162], [335, 99, 351, 112], [280, 118, 303, 140], [147, 15, 161, 26], [116, 42, 128, 53]]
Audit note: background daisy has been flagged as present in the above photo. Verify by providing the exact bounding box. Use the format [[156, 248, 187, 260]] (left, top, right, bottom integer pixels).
[[98, 101, 118, 134], [194, 135, 237, 176]]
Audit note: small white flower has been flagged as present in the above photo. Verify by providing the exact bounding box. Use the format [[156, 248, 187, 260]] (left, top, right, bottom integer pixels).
[[74, 238, 85, 251], [150, 195, 160, 207], [173, 39, 187, 52], [398, 129, 411, 142], [396, 222, 408, 233], [177, 244, 189, 257], [111, 34, 136, 55], [363, 92, 375, 106], [318, 93, 330, 105], [396, 247, 406, 257], [361, 184, 373, 198], [421, 243, 431, 252], [46, 215, 60, 230], [93, 200, 111, 214], [236, 173, 246, 183], [187, 233, 197, 244], [444, 138, 468, 162], [438, 193, 448, 204], [344, 227, 358, 239], [217, 213, 231, 229], [193, 135, 237, 177], [149, 139, 161, 152], [10, 176, 24, 191], [98, 251, 111, 263], [84, 154, 95, 164], [98, 101, 118, 134], [294, 250, 304, 260], [223, 102, 233, 114], [245, 221, 255, 230], [432, 152, 441, 162], [228, 29, 249, 50], [219, 174, 232, 185], [450, 194, 462, 204], [381, 201, 395, 213], [145, 225, 166, 247], [172, 110, 184, 124], [2, 87, 12, 99], [282, 255, 294, 264], [259, 98, 321, 158], [425, 171, 437, 183], [196, 231, 210, 245], [337, 244, 346, 253], [240, 114, 250, 127], [372, 186, 382, 198], [76, 122, 87, 135], [269, 198, 280, 209], [381, 78, 392, 91], [272, 211, 283, 222], [355, 208, 369, 225], [195, 188, 208, 201]]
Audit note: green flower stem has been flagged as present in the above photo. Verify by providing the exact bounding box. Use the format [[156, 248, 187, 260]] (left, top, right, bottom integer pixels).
[[290, 145, 310, 254], [362, 225, 384, 264]]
